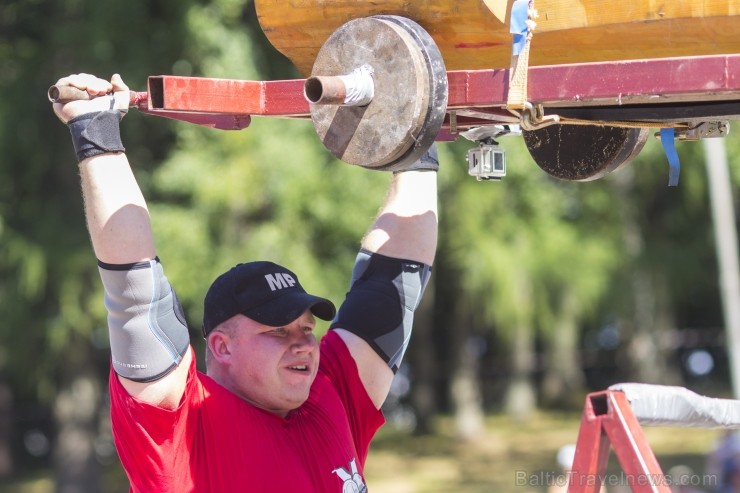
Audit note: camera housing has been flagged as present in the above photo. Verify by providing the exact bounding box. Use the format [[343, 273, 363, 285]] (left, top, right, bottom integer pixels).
[[467, 141, 506, 181]]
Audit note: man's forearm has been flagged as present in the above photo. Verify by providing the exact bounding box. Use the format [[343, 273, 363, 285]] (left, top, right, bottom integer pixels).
[[79, 152, 156, 264], [361, 170, 438, 265], [331, 167, 439, 400]]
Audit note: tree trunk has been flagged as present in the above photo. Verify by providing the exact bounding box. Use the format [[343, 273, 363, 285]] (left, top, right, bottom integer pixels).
[[408, 277, 437, 434], [627, 271, 681, 385], [54, 372, 102, 493], [504, 320, 537, 420], [0, 382, 13, 477], [449, 306, 485, 441], [504, 272, 537, 419], [612, 167, 680, 385], [541, 290, 585, 407], [703, 138, 740, 398], [451, 333, 485, 441]]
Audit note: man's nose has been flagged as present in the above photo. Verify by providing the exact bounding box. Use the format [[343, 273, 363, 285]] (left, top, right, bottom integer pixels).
[[290, 331, 316, 352]]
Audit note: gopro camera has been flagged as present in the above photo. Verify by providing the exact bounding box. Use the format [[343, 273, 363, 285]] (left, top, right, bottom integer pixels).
[[467, 141, 506, 181]]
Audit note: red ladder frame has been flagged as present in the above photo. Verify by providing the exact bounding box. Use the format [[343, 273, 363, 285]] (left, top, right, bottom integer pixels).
[[569, 390, 671, 493]]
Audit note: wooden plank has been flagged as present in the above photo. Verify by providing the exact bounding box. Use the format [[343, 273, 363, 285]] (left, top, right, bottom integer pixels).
[[255, 0, 740, 76]]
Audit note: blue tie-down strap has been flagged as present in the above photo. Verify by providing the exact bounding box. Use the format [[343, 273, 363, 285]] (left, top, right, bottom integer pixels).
[[660, 128, 681, 187], [510, 0, 530, 56]]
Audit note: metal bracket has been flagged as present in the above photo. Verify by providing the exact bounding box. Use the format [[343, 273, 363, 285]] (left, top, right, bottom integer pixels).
[[679, 121, 730, 140], [513, 102, 561, 131], [654, 121, 730, 142], [460, 124, 521, 142]]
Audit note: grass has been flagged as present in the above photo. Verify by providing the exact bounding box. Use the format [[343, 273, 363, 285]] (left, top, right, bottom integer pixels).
[[364, 411, 720, 493], [0, 411, 722, 492]]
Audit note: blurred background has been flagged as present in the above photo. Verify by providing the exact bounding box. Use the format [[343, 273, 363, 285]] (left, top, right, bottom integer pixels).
[[2, 0, 740, 491]]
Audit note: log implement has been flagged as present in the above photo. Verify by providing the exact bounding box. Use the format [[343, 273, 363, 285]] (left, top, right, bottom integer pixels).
[[49, 1, 740, 183]]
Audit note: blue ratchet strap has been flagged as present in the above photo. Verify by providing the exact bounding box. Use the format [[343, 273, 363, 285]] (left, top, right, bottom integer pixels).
[[510, 0, 530, 55], [660, 128, 681, 186]]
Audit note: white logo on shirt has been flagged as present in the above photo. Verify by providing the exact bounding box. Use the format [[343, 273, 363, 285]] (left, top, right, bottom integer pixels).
[[332, 458, 367, 493], [264, 272, 296, 291]]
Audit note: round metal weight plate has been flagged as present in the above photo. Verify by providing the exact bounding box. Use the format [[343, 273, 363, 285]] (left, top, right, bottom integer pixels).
[[522, 124, 650, 181], [309, 15, 448, 170]]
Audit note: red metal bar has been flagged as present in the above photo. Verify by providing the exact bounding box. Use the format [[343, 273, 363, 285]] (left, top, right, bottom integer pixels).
[[130, 91, 149, 109], [568, 390, 671, 493], [261, 79, 309, 116], [446, 54, 740, 109], [146, 76, 308, 116], [138, 54, 740, 130], [569, 393, 612, 493], [137, 109, 251, 130], [602, 392, 671, 493]]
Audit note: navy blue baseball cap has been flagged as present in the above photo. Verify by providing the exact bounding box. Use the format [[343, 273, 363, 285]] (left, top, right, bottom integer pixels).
[[202, 261, 336, 336]]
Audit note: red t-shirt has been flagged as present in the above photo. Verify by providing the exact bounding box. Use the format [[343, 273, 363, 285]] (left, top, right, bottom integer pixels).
[[109, 330, 385, 492]]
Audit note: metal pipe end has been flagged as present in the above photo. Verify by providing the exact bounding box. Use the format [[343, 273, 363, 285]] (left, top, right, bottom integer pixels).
[[304, 76, 347, 105]]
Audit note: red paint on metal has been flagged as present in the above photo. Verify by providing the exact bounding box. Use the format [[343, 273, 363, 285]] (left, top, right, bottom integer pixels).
[[435, 129, 459, 141], [138, 108, 251, 130], [445, 54, 740, 109], [158, 76, 265, 114], [262, 79, 310, 116], [527, 55, 740, 105], [130, 91, 149, 109], [146, 76, 309, 117], [569, 397, 611, 493], [568, 391, 671, 493], [447, 69, 509, 108], [137, 54, 740, 133]]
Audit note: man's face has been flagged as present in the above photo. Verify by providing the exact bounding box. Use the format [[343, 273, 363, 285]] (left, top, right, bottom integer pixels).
[[220, 310, 320, 416]]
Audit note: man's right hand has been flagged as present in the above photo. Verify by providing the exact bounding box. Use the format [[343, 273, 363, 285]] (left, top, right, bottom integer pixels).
[[52, 73, 130, 124]]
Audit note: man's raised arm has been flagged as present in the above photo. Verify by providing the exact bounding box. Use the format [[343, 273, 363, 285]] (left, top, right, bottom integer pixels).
[[53, 74, 191, 409], [331, 147, 439, 409]]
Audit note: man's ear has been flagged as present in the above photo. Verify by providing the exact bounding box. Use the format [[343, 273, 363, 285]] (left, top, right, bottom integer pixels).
[[207, 331, 232, 364]]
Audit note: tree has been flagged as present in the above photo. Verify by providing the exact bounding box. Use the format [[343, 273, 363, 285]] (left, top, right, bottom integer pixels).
[[704, 136, 740, 397], [438, 135, 623, 426], [607, 136, 724, 387], [1, 0, 193, 489]]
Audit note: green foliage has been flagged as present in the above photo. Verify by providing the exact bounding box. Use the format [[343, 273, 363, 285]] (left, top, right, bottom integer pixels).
[[607, 135, 731, 328], [0, 0, 195, 401], [3, 1, 740, 485], [440, 137, 623, 341]]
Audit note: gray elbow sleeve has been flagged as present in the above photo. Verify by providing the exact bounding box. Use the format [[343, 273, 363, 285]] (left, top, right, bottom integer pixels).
[[99, 258, 190, 382], [330, 249, 432, 373]]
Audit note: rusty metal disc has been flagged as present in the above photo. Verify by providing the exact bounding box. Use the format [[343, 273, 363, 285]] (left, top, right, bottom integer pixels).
[[522, 124, 650, 181], [309, 15, 448, 170]]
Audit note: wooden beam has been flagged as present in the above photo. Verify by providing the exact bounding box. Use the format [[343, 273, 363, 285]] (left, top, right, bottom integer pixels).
[[255, 0, 740, 76]]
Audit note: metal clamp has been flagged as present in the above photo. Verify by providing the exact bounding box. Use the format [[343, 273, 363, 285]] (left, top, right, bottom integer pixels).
[[514, 102, 560, 131], [679, 121, 730, 141], [654, 121, 730, 142]]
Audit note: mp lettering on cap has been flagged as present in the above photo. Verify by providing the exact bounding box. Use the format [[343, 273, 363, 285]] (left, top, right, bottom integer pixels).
[[265, 273, 296, 291]]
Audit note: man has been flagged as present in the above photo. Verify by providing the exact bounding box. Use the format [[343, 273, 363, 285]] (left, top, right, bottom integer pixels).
[[52, 73, 439, 492]]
